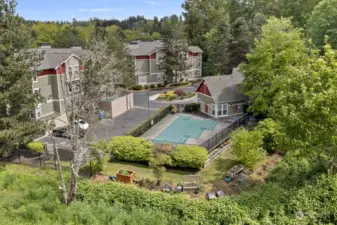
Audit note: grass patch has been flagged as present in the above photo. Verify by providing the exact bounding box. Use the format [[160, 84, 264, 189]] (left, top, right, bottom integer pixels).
[[104, 159, 195, 184], [104, 150, 235, 184], [197, 150, 236, 183]]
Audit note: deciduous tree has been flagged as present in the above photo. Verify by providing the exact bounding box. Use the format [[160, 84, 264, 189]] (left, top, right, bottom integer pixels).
[[48, 39, 131, 204], [307, 0, 337, 49], [231, 128, 266, 168], [241, 17, 307, 116]]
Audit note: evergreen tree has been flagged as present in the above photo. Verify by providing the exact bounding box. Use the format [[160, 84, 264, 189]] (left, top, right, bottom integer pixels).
[[161, 23, 189, 82], [205, 17, 233, 75], [54, 24, 84, 48], [229, 17, 251, 68], [0, 0, 43, 157]]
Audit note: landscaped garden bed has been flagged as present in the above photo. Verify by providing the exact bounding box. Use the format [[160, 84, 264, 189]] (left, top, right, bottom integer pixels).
[[157, 89, 195, 101]]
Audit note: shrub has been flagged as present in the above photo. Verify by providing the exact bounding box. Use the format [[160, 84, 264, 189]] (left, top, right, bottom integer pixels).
[[154, 144, 175, 155], [109, 136, 153, 162], [150, 84, 155, 88], [172, 145, 208, 168], [132, 85, 143, 90], [230, 128, 266, 169], [167, 94, 177, 101], [144, 85, 149, 89], [184, 103, 200, 112], [254, 118, 282, 153], [174, 89, 185, 96], [26, 141, 44, 153], [170, 82, 189, 87]]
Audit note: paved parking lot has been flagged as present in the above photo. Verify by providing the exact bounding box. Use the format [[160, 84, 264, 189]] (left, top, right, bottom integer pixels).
[[38, 86, 198, 146]]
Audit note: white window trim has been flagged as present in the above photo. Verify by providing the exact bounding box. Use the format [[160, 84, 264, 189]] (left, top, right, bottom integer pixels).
[[217, 103, 228, 117], [73, 65, 79, 73], [33, 88, 40, 94]]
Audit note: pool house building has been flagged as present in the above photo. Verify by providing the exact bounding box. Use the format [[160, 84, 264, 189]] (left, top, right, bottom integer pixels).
[[196, 68, 248, 119]]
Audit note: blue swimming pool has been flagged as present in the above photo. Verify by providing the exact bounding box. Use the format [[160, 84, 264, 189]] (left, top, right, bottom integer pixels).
[[153, 116, 217, 144]]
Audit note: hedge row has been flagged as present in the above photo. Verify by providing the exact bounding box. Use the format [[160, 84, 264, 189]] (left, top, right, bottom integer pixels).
[[108, 136, 208, 168], [78, 181, 248, 224]]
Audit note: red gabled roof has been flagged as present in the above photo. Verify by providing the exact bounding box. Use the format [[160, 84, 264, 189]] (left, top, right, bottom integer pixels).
[[196, 80, 211, 96]]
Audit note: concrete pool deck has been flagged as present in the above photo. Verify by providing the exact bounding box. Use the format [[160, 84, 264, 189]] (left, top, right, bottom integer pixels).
[[141, 113, 231, 146]]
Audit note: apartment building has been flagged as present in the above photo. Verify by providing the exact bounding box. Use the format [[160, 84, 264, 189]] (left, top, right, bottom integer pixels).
[[127, 41, 203, 85], [32, 44, 87, 121]]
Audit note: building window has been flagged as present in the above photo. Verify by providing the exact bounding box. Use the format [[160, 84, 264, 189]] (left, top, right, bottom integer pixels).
[[73, 65, 79, 74], [222, 104, 228, 115], [35, 106, 42, 118], [138, 76, 147, 85], [68, 83, 72, 93], [212, 104, 216, 116], [197, 60, 201, 68], [217, 106, 222, 116], [218, 104, 227, 116], [156, 53, 165, 64], [157, 74, 162, 81], [74, 82, 80, 92], [67, 66, 73, 79], [158, 63, 164, 72], [33, 88, 40, 95], [32, 73, 38, 82]]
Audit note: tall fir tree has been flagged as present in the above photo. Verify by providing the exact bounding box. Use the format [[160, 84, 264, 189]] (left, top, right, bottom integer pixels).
[[0, 0, 43, 157], [161, 23, 189, 82], [229, 17, 251, 68], [205, 17, 233, 75]]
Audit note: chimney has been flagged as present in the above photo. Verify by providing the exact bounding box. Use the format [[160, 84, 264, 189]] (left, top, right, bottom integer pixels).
[[39, 43, 51, 49]]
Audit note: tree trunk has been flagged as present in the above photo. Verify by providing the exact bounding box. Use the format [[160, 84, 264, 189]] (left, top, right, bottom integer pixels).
[[67, 172, 77, 204], [54, 146, 68, 204]]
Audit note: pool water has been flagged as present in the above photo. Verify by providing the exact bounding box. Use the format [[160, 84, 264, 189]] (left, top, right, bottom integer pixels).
[[153, 116, 217, 144]]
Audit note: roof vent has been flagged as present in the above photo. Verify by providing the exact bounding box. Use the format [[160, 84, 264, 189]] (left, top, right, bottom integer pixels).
[[39, 43, 51, 49], [71, 43, 82, 50]]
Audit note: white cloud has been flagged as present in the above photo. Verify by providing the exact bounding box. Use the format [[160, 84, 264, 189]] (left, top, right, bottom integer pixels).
[[144, 0, 177, 6], [77, 8, 122, 12]]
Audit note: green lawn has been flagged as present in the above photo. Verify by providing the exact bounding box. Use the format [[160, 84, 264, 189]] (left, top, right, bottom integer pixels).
[[104, 150, 236, 184]]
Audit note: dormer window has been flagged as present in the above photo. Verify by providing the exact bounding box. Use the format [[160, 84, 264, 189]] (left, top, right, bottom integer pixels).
[[73, 65, 79, 74]]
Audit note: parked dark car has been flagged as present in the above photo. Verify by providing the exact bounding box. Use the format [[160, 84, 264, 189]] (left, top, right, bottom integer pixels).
[[52, 125, 85, 139]]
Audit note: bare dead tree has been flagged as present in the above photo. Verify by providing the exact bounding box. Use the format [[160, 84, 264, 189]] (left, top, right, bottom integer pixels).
[[45, 38, 126, 204]]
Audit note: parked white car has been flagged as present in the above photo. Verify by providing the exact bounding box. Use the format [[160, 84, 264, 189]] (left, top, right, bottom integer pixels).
[[73, 119, 89, 131]]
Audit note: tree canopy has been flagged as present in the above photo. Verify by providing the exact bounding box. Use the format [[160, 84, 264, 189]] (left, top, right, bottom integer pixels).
[[241, 17, 308, 116], [307, 0, 337, 49], [0, 0, 43, 157]]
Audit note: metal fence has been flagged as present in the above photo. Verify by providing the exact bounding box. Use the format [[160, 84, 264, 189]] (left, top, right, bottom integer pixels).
[[200, 113, 249, 152], [126, 105, 172, 137], [150, 114, 249, 152]]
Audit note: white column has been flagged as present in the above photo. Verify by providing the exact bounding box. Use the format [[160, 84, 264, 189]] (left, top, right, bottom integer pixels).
[[215, 104, 218, 118]]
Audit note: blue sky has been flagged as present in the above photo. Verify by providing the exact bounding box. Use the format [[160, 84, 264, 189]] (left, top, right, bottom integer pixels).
[[16, 0, 184, 21]]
